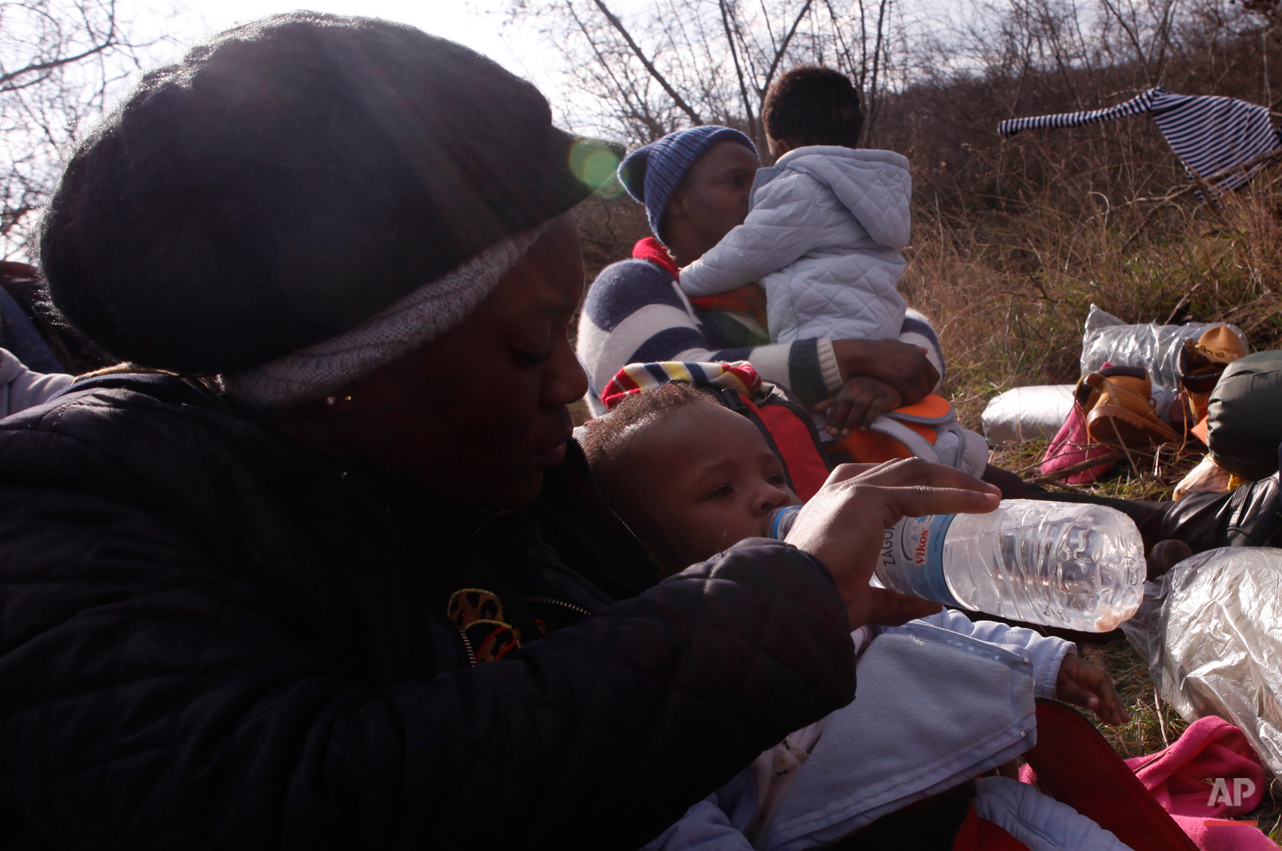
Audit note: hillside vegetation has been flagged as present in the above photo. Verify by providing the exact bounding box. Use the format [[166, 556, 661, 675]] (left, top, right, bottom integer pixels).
[[577, 0, 1282, 436]]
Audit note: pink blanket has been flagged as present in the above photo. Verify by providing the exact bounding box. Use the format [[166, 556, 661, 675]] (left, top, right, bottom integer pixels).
[[1124, 717, 1275, 851], [1040, 366, 1115, 484]]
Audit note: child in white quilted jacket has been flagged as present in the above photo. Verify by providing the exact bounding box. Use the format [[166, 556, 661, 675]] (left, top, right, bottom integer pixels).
[[679, 65, 909, 360], [582, 382, 1135, 851]]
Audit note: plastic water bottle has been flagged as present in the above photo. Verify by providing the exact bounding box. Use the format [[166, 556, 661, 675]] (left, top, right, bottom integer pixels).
[[767, 500, 1144, 632]]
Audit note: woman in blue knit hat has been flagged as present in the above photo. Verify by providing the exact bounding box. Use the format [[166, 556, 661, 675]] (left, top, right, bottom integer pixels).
[[576, 124, 944, 423]]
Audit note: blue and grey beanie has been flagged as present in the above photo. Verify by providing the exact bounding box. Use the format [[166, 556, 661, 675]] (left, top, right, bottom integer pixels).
[[618, 126, 757, 244]]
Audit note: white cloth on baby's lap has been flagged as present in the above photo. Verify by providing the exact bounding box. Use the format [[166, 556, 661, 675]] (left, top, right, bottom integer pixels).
[[643, 611, 1076, 851], [762, 613, 1049, 849]]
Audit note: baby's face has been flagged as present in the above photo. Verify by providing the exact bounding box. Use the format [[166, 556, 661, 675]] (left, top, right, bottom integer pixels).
[[612, 400, 801, 574]]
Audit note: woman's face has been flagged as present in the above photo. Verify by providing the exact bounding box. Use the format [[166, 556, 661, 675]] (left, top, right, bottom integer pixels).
[[663, 140, 759, 263], [345, 213, 589, 508]]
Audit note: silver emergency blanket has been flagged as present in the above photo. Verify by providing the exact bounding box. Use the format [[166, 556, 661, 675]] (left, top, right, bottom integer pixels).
[[1080, 305, 1248, 393], [1121, 547, 1282, 775], [981, 384, 1076, 446]]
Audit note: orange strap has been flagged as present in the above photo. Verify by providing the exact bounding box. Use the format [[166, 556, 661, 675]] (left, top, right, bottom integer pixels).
[[836, 429, 917, 464], [1191, 414, 1210, 445], [834, 395, 949, 463], [893, 394, 953, 420]]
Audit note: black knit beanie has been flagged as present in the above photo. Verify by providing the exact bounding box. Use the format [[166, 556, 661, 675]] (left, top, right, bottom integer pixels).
[[39, 12, 614, 375]]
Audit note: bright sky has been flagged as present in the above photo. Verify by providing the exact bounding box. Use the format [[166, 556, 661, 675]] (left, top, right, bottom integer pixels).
[[137, 1, 568, 106], [1, 0, 629, 260]]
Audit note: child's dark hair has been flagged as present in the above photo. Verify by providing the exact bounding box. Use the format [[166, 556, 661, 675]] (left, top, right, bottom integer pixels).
[[762, 65, 863, 150], [581, 382, 722, 498]]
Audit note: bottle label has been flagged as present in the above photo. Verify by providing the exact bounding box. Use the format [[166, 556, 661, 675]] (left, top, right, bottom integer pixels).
[[878, 514, 962, 607], [768, 505, 801, 540]]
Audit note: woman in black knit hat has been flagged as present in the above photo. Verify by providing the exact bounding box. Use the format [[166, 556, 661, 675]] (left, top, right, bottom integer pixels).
[[0, 13, 996, 849]]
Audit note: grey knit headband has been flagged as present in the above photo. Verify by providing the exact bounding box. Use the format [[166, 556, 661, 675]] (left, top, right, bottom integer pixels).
[[223, 223, 549, 408]]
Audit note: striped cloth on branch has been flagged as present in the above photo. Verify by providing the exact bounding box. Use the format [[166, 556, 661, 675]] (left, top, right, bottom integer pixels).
[[998, 87, 1282, 195]]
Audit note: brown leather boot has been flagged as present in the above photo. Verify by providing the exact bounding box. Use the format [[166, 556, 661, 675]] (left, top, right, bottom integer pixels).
[[1077, 365, 1180, 447], [1179, 325, 1247, 423]]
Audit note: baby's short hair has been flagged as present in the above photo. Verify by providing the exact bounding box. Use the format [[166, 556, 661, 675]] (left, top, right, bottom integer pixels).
[[762, 65, 863, 149], [581, 382, 722, 497]]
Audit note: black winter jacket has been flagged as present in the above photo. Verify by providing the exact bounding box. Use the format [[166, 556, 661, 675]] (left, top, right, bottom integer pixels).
[[0, 375, 855, 850]]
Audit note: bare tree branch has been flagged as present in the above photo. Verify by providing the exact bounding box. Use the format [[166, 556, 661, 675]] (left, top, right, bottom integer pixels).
[[718, 0, 758, 143], [0, 0, 152, 258], [0, 5, 116, 90], [510, 0, 897, 147], [761, 0, 814, 94], [589, 0, 704, 125]]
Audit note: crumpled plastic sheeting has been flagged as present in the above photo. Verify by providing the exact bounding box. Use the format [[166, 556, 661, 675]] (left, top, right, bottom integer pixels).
[[1080, 305, 1248, 393], [1172, 454, 1236, 501], [1121, 547, 1282, 775], [981, 384, 1075, 446]]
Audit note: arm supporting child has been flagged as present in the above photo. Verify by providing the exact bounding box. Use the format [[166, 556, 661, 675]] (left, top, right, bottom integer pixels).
[[817, 323, 945, 436], [577, 257, 843, 411], [578, 259, 943, 417]]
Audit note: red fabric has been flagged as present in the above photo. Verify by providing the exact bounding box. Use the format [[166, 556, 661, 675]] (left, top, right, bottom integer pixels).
[[952, 804, 1029, 851], [1161, 813, 1277, 850], [600, 367, 643, 408], [1020, 701, 1200, 851], [632, 237, 680, 278], [690, 285, 770, 330], [1018, 713, 1278, 851], [749, 399, 831, 501], [631, 238, 770, 330]]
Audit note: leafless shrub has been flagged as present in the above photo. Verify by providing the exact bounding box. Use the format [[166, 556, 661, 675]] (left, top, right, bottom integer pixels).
[[505, 0, 901, 151], [1, 0, 153, 259], [518, 0, 1282, 427]]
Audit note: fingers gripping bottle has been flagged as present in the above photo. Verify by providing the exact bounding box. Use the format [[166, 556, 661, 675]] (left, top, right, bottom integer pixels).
[[769, 499, 1144, 632]]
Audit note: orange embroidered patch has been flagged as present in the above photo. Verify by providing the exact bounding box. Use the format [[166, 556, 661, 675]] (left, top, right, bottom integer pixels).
[[447, 588, 521, 665]]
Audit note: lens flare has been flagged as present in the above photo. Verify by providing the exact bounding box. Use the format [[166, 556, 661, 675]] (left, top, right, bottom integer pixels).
[[569, 140, 624, 198]]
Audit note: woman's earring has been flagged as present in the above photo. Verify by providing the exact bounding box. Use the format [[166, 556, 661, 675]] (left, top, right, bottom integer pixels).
[[325, 394, 354, 407]]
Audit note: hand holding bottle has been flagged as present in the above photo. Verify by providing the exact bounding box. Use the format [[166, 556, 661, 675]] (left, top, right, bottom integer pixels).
[[879, 500, 1146, 632], [782, 459, 1001, 630]]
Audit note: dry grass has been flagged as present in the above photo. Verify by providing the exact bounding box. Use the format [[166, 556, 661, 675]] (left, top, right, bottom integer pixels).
[[950, 174, 1282, 840], [907, 171, 1282, 434], [1079, 639, 1190, 760]]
